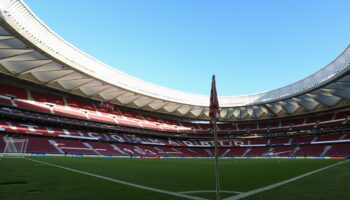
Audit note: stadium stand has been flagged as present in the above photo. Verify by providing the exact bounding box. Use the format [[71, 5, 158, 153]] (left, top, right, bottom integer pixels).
[[0, 83, 350, 158]]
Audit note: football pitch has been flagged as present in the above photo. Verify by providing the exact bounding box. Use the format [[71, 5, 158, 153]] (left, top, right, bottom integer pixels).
[[0, 157, 349, 200]]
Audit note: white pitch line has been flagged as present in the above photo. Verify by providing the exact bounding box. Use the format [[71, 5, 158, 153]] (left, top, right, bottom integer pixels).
[[225, 159, 349, 200], [25, 158, 206, 200], [180, 190, 243, 194]]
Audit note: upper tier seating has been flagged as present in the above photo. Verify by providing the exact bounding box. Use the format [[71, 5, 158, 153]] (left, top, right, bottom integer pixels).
[[316, 134, 343, 141], [0, 84, 27, 99], [198, 123, 212, 131], [139, 122, 161, 130], [180, 122, 197, 133], [270, 137, 291, 144], [15, 100, 51, 113], [140, 115, 166, 130], [119, 108, 144, 121], [30, 91, 65, 106], [218, 124, 236, 131], [88, 113, 116, 124], [335, 110, 350, 119], [306, 114, 334, 123], [160, 119, 179, 131], [291, 136, 315, 143], [281, 118, 304, 126], [66, 97, 96, 111], [250, 138, 268, 145], [237, 123, 257, 130], [259, 121, 279, 129]]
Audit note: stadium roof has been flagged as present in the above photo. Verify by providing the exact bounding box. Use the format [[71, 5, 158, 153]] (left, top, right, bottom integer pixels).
[[0, 0, 350, 121]]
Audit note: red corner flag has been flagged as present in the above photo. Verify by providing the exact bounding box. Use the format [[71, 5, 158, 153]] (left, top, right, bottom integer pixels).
[[209, 75, 220, 126]]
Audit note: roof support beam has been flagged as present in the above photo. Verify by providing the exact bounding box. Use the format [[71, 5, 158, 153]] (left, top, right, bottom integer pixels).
[[46, 71, 75, 83], [16, 60, 54, 75], [0, 49, 34, 61], [68, 79, 94, 91], [137, 99, 157, 109], [262, 104, 276, 117], [88, 86, 112, 97], [196, 107, 207, 118]]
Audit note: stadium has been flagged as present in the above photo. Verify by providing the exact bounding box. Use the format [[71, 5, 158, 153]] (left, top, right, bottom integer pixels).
[[0, 0, 350, 200]]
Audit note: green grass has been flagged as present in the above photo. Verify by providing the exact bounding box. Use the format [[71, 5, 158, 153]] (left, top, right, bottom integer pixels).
[[0, 157, 348, 200]]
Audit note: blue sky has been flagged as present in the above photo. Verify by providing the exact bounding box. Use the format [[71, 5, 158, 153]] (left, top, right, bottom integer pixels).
[[24, 0, 350, 96]]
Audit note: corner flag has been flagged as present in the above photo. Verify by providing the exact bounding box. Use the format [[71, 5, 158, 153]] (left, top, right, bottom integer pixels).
[[209, 75, 220, 125], [209, 75, 221, 200]]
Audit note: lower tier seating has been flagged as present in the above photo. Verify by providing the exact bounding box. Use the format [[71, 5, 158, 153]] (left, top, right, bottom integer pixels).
[[325, 143, 350, 157], [245, 147, 269, 157], [223, 148, 247, 157], [1, 132, 350, 157], [293, 145, 327, 157]]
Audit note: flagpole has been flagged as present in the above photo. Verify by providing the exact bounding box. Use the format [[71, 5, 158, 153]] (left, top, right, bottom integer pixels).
[[214, 113, 220, 200], [211, 75, 220, 200]]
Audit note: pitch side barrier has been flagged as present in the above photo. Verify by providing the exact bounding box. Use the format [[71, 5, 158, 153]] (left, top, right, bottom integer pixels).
[[2, 153, 348, 160]]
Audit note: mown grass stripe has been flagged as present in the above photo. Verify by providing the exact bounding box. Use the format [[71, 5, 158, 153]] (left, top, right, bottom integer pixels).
[[224, 159, 349, 200], [25, 158, 206, 200]]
